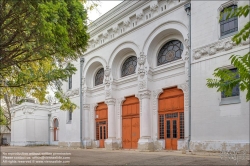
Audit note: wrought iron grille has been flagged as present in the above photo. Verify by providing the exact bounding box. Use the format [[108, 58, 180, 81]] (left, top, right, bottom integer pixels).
[[221, 68, 239, 98], [166, 113, 178, 118], [157, 40, 183, 66], [220, 5, 238, 37], [96, 122, 99, 140], [95, 68, 104, 86], [159, 114, 164, 139], [180, 112, 184, 139], [121, 56, 137, 77]]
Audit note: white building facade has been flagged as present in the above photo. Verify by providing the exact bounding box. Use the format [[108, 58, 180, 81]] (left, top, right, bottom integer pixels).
[[11, 0, 249, 153]]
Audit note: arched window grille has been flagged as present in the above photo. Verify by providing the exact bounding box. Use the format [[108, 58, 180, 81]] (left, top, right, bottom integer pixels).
[[157, 40, 183, 66], [95, 68, 104, 86], [121, 56, 137, 77]]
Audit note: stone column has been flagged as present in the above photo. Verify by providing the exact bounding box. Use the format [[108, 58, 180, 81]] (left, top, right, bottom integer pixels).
[[83, 104, 91, 148], [138, 90, 154, 151], [105, 98, 119, 150]]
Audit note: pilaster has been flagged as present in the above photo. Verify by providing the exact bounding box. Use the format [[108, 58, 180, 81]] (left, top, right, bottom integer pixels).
[[105, 98, 119, 150]]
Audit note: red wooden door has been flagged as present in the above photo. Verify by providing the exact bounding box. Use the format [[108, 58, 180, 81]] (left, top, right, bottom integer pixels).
[[158, 87, 184, 150], [95, 102, 108, 148], [165, 118, 178, 150], [131, 117, 140, 149], [99, 125, 106, 148], [122, 96, 140, 149]]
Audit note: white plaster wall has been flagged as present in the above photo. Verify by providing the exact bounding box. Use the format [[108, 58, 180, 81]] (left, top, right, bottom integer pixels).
[[191, 1, 249, 50], [191, 1, 250, 152], [11, 102, 51, 146]]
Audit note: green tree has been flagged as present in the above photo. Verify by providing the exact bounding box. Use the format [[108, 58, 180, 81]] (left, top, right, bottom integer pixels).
[[0, 0, 90, 111], [207, 5, 250, 101]]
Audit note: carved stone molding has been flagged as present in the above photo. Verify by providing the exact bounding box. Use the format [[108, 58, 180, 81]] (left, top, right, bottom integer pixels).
[[150, 3, 158, 12], [193, 37, 249, 60], [90, 103, 98, 119], [138, 90, 151, 99], [22, 106, 35, 114], [137, 52, 147, 79], [65, 88, 79, 97], [124, 20, 130, 27], [152, 89, 163, 115], [116, 98, 125, 119], [83, 104, 90, 110], [138, 80, 146, 90], [136, 12, 143, 20], [105, 98, 116, 105], [177, 83, 188, 93], [177, 83, 189, 112]]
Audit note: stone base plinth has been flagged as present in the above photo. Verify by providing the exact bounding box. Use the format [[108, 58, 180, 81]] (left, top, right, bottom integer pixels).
[[83, 139, 92, 149], [138, 138, 154, 152], [105, 138, 120, 150], [58, 142, 81, 148]]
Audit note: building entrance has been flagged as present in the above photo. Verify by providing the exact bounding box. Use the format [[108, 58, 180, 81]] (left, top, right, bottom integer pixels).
[[158, 87, 184, 150], [95, 102, 108, 148], [122, 96, 140, 149]]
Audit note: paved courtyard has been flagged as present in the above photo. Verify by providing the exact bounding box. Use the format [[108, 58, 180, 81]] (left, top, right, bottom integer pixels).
[[0, 146, 249, 165]]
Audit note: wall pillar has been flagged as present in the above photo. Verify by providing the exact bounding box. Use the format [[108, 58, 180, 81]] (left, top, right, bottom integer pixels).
[[83, 104, 92, 148], [138, 90, 154, 151], [105, 98, 119, 150]]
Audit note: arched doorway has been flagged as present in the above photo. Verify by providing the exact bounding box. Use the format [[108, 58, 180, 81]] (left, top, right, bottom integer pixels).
[[95, 102, 108, 148], [158, 87, 184, 150], [122, 96, 140, 149], [53, 118, 59, 141]]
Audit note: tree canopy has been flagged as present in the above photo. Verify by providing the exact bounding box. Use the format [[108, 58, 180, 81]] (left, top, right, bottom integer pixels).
[[0, 0, 90, 111], [207, 5, 250, 101]]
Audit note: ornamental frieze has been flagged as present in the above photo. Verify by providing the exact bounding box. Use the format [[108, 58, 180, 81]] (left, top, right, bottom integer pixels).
[[193, 38, 250, 60]]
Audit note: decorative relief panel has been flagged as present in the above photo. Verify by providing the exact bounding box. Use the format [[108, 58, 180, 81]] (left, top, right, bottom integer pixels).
[[22, 106, 36, 114], [193, 38, 249, 60], [104, 66, 113, 99], [64, 88, 79, 97]]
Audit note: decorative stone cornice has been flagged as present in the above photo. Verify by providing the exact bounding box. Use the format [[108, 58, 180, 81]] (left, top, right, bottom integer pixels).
[[124, 20, 130, 27], [65, 88, 79, 97], [105, 98, 116, 105], [138, 90, 151, 99], [150, 3, 158, 12], [193, 38, 249, 60], [136, 12, 144, 20]]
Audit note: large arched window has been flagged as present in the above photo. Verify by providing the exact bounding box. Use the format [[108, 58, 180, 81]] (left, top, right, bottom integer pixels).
[[121, 56, 137, 77], [157, 40, 183, 66], [95, 68, 104, 86]]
